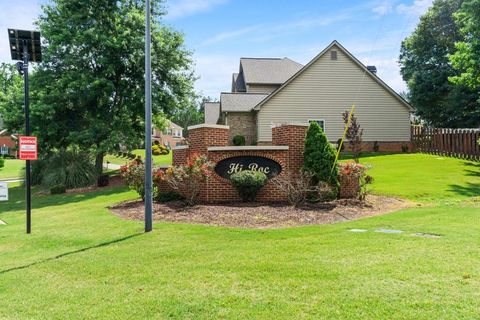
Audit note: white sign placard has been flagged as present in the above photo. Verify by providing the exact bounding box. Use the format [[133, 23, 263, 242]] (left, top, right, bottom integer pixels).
[[0, 182, 8, 201]]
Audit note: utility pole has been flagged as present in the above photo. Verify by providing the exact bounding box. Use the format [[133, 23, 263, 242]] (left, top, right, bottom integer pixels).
[[144, 0, 153, 232]]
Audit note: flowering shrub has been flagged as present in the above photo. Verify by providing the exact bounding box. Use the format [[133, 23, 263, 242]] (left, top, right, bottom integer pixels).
[[120, 162, 147, 199], [161, 153, 214, 205], [338, 162, 373, 199]]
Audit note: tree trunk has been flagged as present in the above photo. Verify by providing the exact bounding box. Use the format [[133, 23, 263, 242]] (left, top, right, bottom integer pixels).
[[95, 152, 105, 175]]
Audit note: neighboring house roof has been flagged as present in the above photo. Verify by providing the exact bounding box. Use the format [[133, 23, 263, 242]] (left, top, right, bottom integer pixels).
[[204, 102, 220, 124], [169, 121, 182, 130], [220, 93, 268, 112], [240, 57, 303, 85], [254, 41, 414, 112]]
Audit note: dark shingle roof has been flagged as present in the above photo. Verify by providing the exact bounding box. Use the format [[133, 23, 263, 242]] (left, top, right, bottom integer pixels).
[[220, 93, 268, 112], [240, 57, 303, 85]]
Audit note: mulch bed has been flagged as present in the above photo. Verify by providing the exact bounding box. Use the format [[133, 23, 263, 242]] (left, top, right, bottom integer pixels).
[[109, 195, 415, 229]]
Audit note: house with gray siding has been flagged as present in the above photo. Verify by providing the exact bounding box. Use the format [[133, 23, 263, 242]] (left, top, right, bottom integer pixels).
[[204, 40, 413, 149]]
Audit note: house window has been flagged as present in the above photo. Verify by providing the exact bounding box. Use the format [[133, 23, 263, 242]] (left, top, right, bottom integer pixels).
[[173, 130, 182, 138], [0, 145, 8, 155], [309, 119, 325, 132]]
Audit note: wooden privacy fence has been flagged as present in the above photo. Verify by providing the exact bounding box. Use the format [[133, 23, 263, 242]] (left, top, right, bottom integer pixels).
[[412, 126, 480, 161]]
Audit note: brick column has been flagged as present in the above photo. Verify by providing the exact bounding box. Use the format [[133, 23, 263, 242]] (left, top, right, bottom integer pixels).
[[187, 124, 230, 155], [272, 124, 308, 174]]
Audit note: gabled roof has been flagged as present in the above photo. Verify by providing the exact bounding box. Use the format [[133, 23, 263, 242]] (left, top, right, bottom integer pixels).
[[220, 93, 268, 112], [240, 57, 303, 85], [253, 40, 414, 112], [169, 121, 182, 130], [204, 102, 220, 124]]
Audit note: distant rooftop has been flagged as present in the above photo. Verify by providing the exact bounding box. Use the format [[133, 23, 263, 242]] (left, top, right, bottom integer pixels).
[[220, 93, 268, 112], [240, 57, 303, 85]]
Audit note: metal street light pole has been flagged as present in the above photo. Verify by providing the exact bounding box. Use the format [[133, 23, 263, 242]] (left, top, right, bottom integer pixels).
[[23, 41, 32, 234], [144, 0, 153, 232], [8, 29, 41, 234]]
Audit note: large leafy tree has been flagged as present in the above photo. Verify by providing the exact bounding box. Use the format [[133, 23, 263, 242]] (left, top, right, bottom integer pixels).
[[0, 63, 24, 131], [449, 0, 480, 101], [29, 0, 196, 173], [399, 0, 480, 128]]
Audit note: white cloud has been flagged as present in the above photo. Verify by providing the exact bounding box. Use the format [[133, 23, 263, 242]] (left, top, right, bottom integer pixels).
[[200, 25, 261, 46], [372, 0, 395, 16], [396, 0, 433, 16], [166, 0, 228, 20]]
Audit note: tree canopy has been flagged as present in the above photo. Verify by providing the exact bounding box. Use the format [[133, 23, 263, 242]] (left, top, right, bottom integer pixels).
[[0, 0, 197, 173], [449, 0, 480, 95], [399, 0, 480, 128]]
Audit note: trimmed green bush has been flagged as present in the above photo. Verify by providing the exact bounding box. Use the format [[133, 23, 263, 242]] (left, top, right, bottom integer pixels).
[[50, 184, 66, 195], [0, 157, 4, 169], [303, 121, 339, 189], [230, 170, 267, 202], [233, 135, 246, 146]]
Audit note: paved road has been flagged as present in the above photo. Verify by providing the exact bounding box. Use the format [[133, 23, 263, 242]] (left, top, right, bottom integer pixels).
[[0, 178, 24, 183]]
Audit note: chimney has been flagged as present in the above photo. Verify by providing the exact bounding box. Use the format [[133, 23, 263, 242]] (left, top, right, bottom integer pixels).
[[367, 65, 377, 74]]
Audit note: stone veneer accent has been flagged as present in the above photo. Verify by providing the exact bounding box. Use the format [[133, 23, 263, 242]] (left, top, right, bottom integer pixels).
[[223, 112, 257, 145]]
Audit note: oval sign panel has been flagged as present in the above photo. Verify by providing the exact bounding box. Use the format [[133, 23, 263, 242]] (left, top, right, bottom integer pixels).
[[214, 156, 282, 179]]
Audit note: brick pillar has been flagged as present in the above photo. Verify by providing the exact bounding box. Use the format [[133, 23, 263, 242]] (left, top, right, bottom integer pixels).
[[187, 124, 230, 155], [272, 124, 308, 174]]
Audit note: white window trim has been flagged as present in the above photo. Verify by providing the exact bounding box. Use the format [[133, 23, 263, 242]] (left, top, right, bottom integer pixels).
[[308, 119, 326, 132]]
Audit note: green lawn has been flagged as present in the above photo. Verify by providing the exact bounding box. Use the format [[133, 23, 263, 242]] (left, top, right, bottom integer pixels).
[[0, 159, 24, 180], [0, 154, 479, 319], [105, 149, 172, 166]]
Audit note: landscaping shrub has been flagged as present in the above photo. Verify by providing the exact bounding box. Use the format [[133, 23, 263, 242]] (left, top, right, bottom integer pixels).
[[230, 170, 267, 202], [97, 173, 110, 187], [50, 184, 66, 195], [40, 150, 96, 189], [233, 135, 246, 146], [373, 141, 380, 152], [342, 110, 364, 163], [402, 144, 409, 153], [338, 162, 373, 200], [303, 121, 339, 194], [121, 163, 146, 199], [272, 171, 317, 206], [155, 191, 184, 203], [161, 153, 214, 205], [0, 157, 4, 169], [152, 144, 169, 155]]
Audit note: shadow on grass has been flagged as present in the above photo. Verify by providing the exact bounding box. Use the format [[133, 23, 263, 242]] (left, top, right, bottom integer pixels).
[[463, 161, 480, 177], [0, 233, 143, 275], [0, 185, 131, 215], [448, 182, 480, 198]]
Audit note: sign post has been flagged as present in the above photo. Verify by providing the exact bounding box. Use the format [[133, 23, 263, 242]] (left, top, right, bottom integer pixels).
[[0, 182, 8, 202], [8, 29, 42, 234]]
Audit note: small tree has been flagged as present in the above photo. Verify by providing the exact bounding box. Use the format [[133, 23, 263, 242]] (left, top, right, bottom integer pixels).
[[303, 122, 339, 191], [342, 111, 363, 163]]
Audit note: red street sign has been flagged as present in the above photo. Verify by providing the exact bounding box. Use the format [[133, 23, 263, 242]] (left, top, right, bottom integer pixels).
[[19, 136, 38, 160]]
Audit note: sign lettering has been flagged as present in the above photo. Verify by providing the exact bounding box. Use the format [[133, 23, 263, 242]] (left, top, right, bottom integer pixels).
[[215, 156, 281, 179], [19, 136, 37, 160]]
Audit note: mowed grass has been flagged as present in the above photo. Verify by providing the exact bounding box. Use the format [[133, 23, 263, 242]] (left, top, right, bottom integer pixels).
[[0, 154, 479, 319], [105, 149, 172, 166], [0, 159, 24, 180], [352, 153, 480, 202]]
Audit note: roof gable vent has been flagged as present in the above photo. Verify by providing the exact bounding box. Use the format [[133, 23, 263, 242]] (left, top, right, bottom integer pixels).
[[330, 50, 337, 60]]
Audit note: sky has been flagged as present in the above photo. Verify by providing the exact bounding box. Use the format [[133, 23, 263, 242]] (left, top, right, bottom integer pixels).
[[0, 0, 433, 99]]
